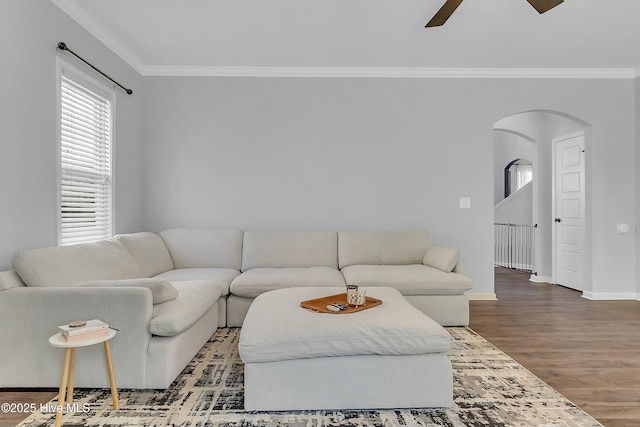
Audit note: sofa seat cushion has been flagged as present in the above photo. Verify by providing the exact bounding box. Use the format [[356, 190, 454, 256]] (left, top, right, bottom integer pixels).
[[13, 239, 143, 287], [153, 268, 239, 296], [239, 287, 451, 363], [149, 280, 222, 337], [340, 265, 472, 296], [230, 267, 346, 298]]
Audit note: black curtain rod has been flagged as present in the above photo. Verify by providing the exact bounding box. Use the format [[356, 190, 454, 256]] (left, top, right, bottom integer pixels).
[[57, 42, 133, 95]]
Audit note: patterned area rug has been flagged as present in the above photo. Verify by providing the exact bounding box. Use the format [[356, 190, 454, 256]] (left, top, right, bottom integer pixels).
[[18, 327, 602, 427]]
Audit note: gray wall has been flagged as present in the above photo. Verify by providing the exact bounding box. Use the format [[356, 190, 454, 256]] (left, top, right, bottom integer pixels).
[[0, 1, 145, 270], [1, 2, 637, 298], [142, 76, 637, 296], [494, 183, 533, 225]]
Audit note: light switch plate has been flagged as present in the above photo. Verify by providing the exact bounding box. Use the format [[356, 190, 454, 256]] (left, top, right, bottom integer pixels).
[[459, 197, 471, 209]]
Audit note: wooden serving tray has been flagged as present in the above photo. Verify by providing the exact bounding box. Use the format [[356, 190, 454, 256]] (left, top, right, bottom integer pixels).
[[300, 293, 382, 314]]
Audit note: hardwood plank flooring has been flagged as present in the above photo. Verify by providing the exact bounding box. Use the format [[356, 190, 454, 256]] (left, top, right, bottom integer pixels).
[[470, 268, 640, 427], [1, 268, 638, 426], [0, 389, 56, 427]]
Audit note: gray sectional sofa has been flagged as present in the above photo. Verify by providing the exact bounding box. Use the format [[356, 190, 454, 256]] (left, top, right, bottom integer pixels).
[[0, 228, 472, 389]]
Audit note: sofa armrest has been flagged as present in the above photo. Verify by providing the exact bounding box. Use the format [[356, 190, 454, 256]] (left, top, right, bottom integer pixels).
[[0, 286, 154, 333], [74, 278, 179, 304], [0, 286, 154, 387]]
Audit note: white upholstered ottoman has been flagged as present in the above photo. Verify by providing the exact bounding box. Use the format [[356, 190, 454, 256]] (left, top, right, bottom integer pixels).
[[238, 286, 453, 411]]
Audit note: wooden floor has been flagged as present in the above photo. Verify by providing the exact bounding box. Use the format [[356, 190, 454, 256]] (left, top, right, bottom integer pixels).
[[1, 268, 639, 426], [0, 389, 57, 427], [470, 268, 640, 427]]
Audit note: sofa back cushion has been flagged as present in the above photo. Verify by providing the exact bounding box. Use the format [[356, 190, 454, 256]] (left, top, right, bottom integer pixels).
[[338, 229, 432, 269], [13, 239, 143, 287], [241, 230, 338, 271], [117, 232, 174, 277], [159, 228, 243, 270]]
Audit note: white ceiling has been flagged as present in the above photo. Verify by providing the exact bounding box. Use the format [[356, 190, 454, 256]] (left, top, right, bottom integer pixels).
[[52, 0, 640, 77]]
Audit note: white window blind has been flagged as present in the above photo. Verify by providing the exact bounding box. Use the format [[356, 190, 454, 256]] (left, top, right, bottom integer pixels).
[[59, 73, 113, 246]]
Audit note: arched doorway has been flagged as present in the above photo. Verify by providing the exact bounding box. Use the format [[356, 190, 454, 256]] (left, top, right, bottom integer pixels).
[[493, 110, 591, 293]]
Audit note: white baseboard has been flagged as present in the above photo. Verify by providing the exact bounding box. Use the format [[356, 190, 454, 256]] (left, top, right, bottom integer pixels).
[[529, 275, 553, 283], [582, 291, 640, 301], [466, 292, 498, 301]]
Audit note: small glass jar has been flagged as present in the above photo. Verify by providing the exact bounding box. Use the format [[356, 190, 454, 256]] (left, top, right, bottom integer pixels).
[[354, 290, 366, 307], [346, 284, 358, 305], [347, 289, 367, 307]]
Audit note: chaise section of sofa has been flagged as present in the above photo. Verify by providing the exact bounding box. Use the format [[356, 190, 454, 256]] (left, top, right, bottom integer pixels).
[[2, 235, 223, 389]]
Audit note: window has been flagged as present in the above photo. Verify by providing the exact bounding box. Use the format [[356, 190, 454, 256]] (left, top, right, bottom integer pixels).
[[58, 62, 114, 246], [504, 158, 533, 198], [514, 164, 533, 191]]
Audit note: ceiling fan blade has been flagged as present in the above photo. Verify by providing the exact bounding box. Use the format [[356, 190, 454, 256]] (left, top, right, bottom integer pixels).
[[526, 0, 564, 14], [425, 0, 464, 27]]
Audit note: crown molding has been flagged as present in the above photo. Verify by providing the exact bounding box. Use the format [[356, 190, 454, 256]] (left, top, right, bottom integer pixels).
[[141, 65, 637, 79], [52, 0, 145, 75], [52, 1, 640, 80]]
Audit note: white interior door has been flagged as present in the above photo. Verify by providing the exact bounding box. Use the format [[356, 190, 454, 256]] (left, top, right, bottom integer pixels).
[[553, 133, 585, 291]]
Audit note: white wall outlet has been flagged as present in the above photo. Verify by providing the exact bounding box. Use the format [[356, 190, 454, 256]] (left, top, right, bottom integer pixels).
[[616, 223, 630, 234], [459, 197, 471, 209]]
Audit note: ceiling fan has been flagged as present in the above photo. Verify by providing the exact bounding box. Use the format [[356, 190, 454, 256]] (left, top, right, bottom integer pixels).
[[425, 0, 564, 27]]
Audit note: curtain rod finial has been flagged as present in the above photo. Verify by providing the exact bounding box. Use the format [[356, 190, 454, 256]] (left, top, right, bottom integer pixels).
[[57, 42, 67, 50]]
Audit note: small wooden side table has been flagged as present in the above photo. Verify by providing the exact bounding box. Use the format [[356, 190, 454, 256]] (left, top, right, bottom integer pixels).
[[48, 329, 119, 427]]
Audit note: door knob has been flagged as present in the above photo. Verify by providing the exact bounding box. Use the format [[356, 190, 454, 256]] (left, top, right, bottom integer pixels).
[[555, 218, 561, 223]]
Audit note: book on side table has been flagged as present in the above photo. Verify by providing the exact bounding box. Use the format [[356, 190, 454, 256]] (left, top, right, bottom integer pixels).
[[57, 319, 109, 342]]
